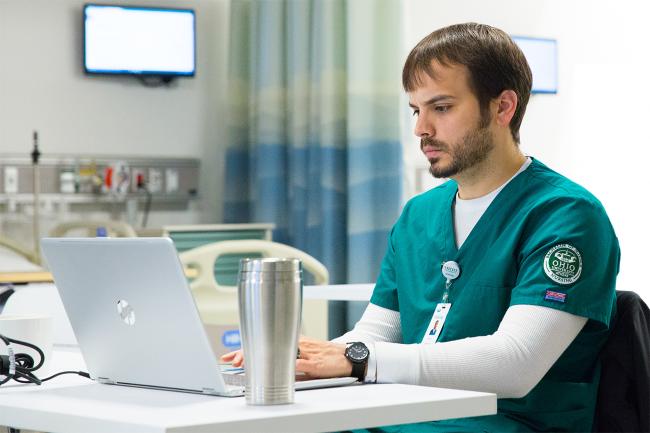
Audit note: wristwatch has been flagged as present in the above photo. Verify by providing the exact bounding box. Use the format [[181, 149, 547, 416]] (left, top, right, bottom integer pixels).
[[344, 342, 369, 381]]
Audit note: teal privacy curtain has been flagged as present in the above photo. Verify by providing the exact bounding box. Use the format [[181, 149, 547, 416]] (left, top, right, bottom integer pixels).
[[224, 0, 402, 336]]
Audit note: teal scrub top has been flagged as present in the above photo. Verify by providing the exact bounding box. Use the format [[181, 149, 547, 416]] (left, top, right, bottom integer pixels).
[[366, 159, 620, 433]]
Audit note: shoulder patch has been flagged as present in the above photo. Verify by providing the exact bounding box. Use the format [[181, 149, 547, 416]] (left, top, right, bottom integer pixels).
[[543, 244, 582, 285]]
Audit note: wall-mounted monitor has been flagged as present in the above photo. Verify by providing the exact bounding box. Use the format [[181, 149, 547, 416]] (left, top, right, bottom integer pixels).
[[83, 4, 196, 78], [512, 36, 557, 94]]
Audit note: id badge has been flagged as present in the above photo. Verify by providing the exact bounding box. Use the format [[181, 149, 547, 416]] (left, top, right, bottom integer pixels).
[[421, 303, 451, 344]]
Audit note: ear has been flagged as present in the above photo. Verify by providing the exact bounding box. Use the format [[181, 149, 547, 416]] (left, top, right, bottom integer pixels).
[[495, 90, 518, 127]]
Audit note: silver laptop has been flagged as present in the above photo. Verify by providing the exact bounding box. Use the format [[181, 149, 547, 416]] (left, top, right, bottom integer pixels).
[[41, 237, 356, 397]]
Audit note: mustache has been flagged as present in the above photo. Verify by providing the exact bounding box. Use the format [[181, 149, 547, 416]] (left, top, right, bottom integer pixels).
[[420, 137, 448, 151]]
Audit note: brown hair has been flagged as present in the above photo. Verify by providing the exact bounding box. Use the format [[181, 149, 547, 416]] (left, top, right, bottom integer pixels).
[[403, 23, 532, 143]]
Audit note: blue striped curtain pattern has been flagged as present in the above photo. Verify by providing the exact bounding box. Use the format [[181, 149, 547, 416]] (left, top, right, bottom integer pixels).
[[224, 0, 402, 334]]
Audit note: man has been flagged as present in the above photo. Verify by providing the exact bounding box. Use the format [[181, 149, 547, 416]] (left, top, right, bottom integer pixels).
[[224, 23, 619, 432]]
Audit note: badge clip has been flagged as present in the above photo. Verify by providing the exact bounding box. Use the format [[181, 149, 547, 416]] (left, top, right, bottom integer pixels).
[[440, 260, 460, 303]]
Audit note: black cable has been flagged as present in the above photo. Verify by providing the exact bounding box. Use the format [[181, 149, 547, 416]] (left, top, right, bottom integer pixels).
[[0, 334, 21, 386], [39, 370, 91, 382], [141, 184, 152, 228], [6, 337, 45, 370], [0, 334, 90, 386], [0, 285, 14, 306], [10, 370, 90, 384], [12, 370, 41, 385]]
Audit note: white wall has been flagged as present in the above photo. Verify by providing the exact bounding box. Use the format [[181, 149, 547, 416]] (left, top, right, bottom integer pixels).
[[0, 0, 229, 226], [403, 0, 650, 299]]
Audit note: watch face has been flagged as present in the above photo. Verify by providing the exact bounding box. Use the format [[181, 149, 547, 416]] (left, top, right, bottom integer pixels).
[[347, 342, 369, 362]]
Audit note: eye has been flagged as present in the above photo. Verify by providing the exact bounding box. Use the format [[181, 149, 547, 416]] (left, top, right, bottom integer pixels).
[[411, 109, 419, 117], [435, 105, 451, 113]]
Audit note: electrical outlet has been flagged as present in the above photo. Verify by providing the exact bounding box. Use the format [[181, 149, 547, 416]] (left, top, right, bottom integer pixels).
[[131, 168, 146, 192], [165, 168, 179, 193], [148, 168, 163, 193], [4, 166, 18, 193]]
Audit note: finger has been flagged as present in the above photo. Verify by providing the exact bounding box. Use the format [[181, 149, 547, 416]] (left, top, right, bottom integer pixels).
[[298, 338, 325, 354], [295, 368, 312, 381], [299, 336, 320, 348], [297, 345, 310, 360], [295, 376, 310, 382], [296, 359, 310, 373], [232, 351, 245, 367], [220, 350, 240, 362]]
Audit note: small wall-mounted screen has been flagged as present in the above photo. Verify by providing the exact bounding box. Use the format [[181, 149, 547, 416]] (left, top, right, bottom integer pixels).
[[512, 36, 557, 94], [84, 4, 196, 77]]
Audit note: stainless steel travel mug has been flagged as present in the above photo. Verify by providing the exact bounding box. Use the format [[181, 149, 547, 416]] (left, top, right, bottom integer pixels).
[[238, 258, 302, 405]]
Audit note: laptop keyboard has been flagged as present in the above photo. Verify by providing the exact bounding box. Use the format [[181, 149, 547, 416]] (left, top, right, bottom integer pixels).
[[222, 371, 246, 387], [219, 366, 359, 390]]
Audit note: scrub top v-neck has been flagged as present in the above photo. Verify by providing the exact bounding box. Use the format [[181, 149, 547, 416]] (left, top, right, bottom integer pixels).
[[370, 158, 620, 433]]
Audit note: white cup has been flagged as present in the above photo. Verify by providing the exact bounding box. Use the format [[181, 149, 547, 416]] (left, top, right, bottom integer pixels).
[[0, 315, 53, 370]]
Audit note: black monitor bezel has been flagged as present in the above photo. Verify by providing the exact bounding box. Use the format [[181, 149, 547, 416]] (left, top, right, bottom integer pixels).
[[82, 3, 197, 78]]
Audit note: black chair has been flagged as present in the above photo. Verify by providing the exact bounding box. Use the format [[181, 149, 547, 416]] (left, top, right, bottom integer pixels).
[[593, 290, 650, 433]]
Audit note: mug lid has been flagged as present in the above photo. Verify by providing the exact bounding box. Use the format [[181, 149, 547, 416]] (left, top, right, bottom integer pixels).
[[239, 257, 302, 273]]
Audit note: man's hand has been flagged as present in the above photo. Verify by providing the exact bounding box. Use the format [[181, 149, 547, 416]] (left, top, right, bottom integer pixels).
[[220, 336, 355, 379], [295, 336, 353, 379], [220, 349, 244, 367]]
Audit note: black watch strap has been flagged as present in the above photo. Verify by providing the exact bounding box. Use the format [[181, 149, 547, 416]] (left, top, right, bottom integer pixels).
[[350, 360, 366, 381]]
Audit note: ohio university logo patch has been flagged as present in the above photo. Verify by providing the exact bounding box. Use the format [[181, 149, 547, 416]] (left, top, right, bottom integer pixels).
[[543, 244, 582, 285]]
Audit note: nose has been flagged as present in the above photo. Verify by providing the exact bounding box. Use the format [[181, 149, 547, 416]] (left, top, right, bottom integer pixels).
[[414, 111, 434, 138]]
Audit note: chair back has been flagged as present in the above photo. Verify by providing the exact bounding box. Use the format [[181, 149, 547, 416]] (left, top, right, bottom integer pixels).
[[179, 240, 329, 339], [593, 290, 650, 432], [180, 240, 328, 293], [0, 236, 39, 265], [49, 220, 137, 238]]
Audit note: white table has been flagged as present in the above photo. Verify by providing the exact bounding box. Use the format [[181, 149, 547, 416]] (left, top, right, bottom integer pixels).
[[0, 349, 496, 433]]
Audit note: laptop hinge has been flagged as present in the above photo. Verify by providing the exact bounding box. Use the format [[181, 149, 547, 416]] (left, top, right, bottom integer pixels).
[[201, 388, 218, 395], [97, 377, 116, 385]]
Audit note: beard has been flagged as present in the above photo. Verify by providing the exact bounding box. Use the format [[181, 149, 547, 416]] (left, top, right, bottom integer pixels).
[[422, 123, 495, 179]]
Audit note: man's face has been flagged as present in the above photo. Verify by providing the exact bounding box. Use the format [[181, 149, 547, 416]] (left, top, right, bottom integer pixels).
[[408, 61, 495, 179]]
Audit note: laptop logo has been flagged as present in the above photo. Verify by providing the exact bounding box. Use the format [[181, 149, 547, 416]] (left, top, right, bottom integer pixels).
[[116, 300, 136, 326]]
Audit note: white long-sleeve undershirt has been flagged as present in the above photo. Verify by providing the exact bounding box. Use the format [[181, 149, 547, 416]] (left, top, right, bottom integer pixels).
[[334, 303, 586, 398]]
